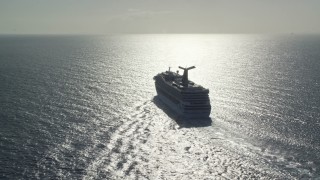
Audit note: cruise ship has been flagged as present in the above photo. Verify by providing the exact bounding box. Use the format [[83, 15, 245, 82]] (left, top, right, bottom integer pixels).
[[153, 66, 211, 118]]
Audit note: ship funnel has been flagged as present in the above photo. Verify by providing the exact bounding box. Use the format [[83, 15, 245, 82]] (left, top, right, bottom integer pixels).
[[178, 66, 195, 86]]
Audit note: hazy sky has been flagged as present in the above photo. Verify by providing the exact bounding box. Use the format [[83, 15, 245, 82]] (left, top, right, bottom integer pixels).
[[1, 0, 320, 34]]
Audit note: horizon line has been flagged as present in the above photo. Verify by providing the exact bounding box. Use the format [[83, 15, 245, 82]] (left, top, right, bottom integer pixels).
[[1, 32, 320, 36]]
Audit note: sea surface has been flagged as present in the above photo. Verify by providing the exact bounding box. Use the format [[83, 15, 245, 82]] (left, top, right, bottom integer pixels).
[[0, 34, 319, 179]]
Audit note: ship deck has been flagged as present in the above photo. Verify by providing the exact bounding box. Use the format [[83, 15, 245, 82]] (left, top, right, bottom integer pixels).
[[160, 71, 208, 92]]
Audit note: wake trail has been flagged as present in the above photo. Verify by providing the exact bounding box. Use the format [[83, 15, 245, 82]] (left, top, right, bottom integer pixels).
[[84, 100, 155, 179]]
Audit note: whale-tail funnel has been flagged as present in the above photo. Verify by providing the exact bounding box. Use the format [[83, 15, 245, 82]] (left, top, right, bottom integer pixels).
[[178, 66, 195, 86]]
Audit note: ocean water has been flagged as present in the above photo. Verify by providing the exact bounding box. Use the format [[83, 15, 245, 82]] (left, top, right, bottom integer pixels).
[[0, 34, 319, 179]]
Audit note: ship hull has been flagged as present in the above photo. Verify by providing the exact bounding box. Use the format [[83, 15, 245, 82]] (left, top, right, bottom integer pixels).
[[156, 91, 183, 116], [155, 84, 211, 119], [154, 68, 211, 119]]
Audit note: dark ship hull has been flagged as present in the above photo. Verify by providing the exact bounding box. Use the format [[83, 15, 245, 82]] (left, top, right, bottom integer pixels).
[[154, 67, 211, 118]]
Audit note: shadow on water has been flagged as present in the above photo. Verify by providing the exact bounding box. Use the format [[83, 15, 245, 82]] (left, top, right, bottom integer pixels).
[[152, 96, 212, 128]]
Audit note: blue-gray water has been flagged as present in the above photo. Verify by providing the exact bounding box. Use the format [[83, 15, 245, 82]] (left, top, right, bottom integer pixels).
[[0, 34, 319, 179]]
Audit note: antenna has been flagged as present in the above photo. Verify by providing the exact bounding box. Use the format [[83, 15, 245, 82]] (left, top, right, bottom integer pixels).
[[178, 66, 195, 86]]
